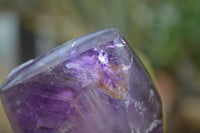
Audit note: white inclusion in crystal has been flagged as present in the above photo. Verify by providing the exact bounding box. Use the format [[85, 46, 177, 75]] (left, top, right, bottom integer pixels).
[[125, 94, 131, 108], [16, 100, 21, 105], [149, 89, 155, 103], [98, 50, 108, 65], [136, 128, 140, 133], [125, 94, 145, 116], [122, 64, 130, 73], [145, 119, 162, 133], [93, 47, 98, 51], [16, 109, 22, 114], [128, 122, 134, 133], [134, 100, 145, 116], [65, 63, 80, 69], [129, 122, 140, 133]]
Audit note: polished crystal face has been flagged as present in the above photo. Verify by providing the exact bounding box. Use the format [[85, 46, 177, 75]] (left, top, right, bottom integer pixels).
[[0, 29, 163, 133]]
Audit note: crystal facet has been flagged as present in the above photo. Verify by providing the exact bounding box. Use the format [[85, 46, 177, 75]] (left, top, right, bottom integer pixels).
[[0, 29, 163, 133]]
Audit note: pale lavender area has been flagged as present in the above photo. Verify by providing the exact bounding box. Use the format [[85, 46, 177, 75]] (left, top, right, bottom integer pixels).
[[0, 28, 162, 133]]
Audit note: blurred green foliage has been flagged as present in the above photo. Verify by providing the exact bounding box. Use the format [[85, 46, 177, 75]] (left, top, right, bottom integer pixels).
[[1, 0, 200, 70]]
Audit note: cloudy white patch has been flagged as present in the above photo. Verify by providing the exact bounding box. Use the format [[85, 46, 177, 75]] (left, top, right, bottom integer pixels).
[[98, 50, 108, 65], [16, 100, 21, 105], [128, 122, 141, 133], [145, 119, 162, 133], [149, 89, 155, 103]]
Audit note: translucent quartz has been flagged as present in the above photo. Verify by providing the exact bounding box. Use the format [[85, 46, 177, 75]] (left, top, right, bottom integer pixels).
[[0, 29, 163, 133]]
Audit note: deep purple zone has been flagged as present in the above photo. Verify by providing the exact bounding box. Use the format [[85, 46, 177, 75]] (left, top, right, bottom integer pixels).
[[0, 30, 163, 133]]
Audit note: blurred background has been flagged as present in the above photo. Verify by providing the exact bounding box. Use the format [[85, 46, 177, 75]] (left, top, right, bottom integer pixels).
[[0, 0, 199, 132]]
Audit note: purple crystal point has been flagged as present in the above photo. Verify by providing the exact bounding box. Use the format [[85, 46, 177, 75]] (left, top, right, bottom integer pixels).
[[0, 28, 163, 133]]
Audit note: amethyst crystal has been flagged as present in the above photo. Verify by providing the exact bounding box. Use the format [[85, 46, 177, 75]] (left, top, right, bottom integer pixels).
[[0, 29, 162, 133]]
